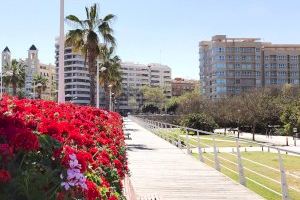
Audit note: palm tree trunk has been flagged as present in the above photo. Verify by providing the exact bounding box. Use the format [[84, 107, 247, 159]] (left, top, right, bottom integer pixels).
[[88, 54, 97, 107], [252, 124, 256, 141], [12, 82, 17, 96]]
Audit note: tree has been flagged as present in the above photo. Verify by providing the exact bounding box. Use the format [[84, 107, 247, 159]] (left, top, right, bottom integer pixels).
[[3, 59, 25, 96], [279, 84, 300, 145], [141, 86, 166, 110], [99, 46, 122, 109], [66, 4, 116, 106], [165, 97, 179, 114], [142, 104, 160, 114], [33, 74, 48, 99], [180, 113, 218, 132]]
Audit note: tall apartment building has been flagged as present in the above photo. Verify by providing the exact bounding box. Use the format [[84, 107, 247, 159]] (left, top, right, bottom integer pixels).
[[55, 41, 91, 105], [199, 35, 300, 99], [118, 62, 172, 113], [171, 77, 199, 97]]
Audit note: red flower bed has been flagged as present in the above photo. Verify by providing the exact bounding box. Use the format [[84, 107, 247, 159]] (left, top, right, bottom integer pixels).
[[0, 95, 128, 200]]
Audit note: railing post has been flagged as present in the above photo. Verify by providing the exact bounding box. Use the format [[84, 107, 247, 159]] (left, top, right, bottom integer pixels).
[[278, 149, 289, 200], [178, 126, 182, 149], [236, 139, 246, 186], [185, 128, 190, 154], [197, 130, 204, 162], [213, 134, 220, 171]]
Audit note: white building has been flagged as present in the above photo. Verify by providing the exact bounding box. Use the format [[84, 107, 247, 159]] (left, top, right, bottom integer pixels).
[[118, 62, 172, 113], [55, 41, 91, 105]]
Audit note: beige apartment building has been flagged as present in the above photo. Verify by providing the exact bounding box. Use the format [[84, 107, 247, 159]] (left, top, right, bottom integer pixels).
[[38, 63, 56, 100], [199, 35, 300, 99], [118, 62, 172, 113]]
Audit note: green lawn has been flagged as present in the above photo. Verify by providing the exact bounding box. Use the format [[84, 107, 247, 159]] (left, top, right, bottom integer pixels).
[[156, 128, 259, 148], [194, 152, 300, 200]]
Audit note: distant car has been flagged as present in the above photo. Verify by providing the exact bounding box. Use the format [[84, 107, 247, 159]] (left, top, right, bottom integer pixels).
[[127, 112, 131, 115]]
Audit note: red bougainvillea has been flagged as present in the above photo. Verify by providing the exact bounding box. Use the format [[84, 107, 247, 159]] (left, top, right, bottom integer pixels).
[[0, 95, 128, 200]]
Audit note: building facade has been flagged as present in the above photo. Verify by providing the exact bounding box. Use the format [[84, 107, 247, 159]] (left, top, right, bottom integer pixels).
[[171, 77, 199, 97], [1, 45, 55, 99], [117, 62, 172, 113], [55, 41, 91, 105], [199, 35, 300, 99]]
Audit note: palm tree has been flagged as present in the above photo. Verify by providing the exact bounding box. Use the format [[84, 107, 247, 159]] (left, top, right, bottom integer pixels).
[[3, 59, 25, 96], [33, 74, 48, 99], [66, 3, 116, 106], [99, 46, 122, 109]]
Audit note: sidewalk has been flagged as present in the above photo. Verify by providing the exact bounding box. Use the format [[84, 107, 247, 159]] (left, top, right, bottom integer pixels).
[[124, 118, 263, 200], [215, 128, 300, 147]]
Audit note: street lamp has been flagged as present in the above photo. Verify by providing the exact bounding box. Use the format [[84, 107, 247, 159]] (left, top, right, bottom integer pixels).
[[96, 66, 106, 108], [237, 109, 241, 138], [108, 84, 112, 111], [58, 0, 65, 103]]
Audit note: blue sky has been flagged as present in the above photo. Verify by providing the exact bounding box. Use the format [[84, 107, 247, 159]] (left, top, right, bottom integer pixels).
[[1, 0, 300, 79]]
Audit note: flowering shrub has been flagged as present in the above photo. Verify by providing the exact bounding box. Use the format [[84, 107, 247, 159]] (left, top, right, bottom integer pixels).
[[0, 95, 128, 200]]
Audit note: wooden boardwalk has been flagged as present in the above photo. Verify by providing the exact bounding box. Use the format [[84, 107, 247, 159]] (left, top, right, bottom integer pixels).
[[124, 118, 264, 200]]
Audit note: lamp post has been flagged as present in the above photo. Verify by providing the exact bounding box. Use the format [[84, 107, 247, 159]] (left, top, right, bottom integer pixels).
[[58, 0, 65, 103], [108, 84, 112, 111], [96, 66, 106, 108], [237, 109, 241, 138]]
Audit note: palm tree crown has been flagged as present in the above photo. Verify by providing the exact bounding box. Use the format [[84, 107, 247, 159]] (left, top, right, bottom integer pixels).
[[98, 46, 122, 109], [66, 3, 116, 106], [33, 74, 48, 99], [3, 59, 26, 96]]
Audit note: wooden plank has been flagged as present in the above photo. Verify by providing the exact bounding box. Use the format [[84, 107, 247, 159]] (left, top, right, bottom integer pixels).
[[124, 118, 264, 200]]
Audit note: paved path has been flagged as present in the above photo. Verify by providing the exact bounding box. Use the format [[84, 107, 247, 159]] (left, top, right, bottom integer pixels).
[[215, 128, 300, 147], [124, 118, 264, 200]]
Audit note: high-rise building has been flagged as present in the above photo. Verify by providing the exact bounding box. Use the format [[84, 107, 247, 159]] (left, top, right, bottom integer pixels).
[[118, 62, 172, 113], [55, 41, 91, 105], [171, 77, 199, 97], [199, 35, 300, 99]]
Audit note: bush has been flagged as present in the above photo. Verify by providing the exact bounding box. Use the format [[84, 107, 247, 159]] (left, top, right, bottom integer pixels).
[[142, 104, 159, 114], [0, 95, 128, 200], [180, 113, 218, 132]]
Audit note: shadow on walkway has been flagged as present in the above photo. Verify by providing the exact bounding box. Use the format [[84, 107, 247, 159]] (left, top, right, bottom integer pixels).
[[127, 144, 155, 151]]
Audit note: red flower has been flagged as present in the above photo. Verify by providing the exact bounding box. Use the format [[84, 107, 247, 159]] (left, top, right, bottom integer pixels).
[[108, 195, 118, 200], [11, 128, 40, 151], [76, 150, 92, 172], [0, 169, 11, 183], [85, 180, 100, 200]]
